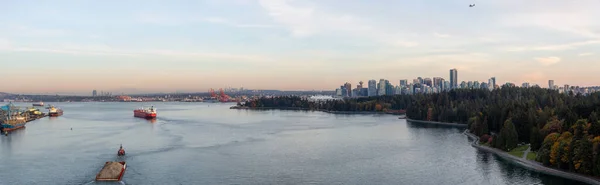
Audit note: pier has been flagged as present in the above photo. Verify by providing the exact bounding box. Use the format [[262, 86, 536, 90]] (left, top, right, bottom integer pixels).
[[0, 102, 47, 135]]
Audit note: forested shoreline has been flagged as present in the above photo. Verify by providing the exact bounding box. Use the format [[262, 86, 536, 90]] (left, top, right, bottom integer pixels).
[[241, 86, 600, 177]]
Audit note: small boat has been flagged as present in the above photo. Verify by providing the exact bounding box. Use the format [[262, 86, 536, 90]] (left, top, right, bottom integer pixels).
[[32, 102, 44, 106], [117, 145, 125, 156], [134, 106, 157, 119], [95, 161, 127, 182], [48, 105, 63, 117], [398, 115, 407, 119]]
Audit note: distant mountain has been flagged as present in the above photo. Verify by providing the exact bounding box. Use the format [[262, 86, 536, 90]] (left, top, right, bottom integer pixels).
[[0, 92, 13, 98]]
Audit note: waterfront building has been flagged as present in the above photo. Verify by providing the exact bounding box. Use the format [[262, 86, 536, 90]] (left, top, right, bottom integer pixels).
[[368, 80, 377, 96]]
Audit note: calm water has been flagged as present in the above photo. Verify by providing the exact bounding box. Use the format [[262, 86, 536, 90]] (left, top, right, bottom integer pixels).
[[0, 102, 588, 185]]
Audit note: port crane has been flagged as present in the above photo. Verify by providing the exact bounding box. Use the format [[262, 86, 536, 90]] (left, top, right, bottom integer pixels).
[[208, 88, 231, 102]]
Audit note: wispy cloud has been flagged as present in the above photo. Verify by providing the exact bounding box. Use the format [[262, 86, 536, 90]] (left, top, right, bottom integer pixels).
[[506, 40, 600, 52], [534, 56, 561, 66], [0, 38, 10, 50], [433, 32, 451, 38], [257, 0, 416, 47], [579, 52, 594, 56], [7, 25, 68, 37], [499, 11, 600, 39], [202, 17, 275, 28], [134, 13, 274, 28]]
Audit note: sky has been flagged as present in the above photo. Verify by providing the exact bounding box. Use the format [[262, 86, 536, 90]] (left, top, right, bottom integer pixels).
[[1, 0, 600, 95]]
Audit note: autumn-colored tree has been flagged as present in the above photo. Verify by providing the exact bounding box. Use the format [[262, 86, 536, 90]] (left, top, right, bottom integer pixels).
[[593, 136, 600, 176], [538, 132, 560, 165], [572, 136, 593, 174], [550, 132, 572, 169], [374, 104, 383, 111], [542, 116, 563, 136]]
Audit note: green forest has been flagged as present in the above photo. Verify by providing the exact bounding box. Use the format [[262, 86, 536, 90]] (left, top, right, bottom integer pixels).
[[242, 86, 600, 177]]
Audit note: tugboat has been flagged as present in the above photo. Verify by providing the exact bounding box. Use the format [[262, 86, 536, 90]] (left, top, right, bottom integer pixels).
[[48, 105, 63, 117], [117, 144, 125, 156], [134, 106, 157, 119]]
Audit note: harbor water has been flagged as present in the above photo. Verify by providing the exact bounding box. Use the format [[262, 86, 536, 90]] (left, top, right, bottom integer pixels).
[[0, 102, 588, 185]]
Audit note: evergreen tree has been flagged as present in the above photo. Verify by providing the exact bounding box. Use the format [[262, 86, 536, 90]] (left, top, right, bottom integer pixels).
[[530, 127, 543, 151], [499, 118, 518, 151]]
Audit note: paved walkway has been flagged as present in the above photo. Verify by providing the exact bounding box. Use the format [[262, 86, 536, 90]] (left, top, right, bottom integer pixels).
[[522, 145, 531, 159]]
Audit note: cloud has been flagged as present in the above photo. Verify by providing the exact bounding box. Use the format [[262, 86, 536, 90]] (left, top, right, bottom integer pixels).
[[433, 32, 450, 38], [257, 0, 416, 47], [134, 13, 274, 28], [202, 17, 275, 28], [7, 25, 67, 37], [534, 56, 561, 66], [0, 38, 10, 50], [499, 11, 600, 39], [579, 52, 594, 56], [506, 40, 600, 51]]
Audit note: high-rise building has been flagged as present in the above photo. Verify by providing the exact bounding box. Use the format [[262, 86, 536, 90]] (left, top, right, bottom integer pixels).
[[92, 90, 97, 97], [443, 81, 450, 91], [467, 81, 473, 89], [399, 80, 408, 87], [344, 82, 352, 97], [522, 82, 530, 88], [433, 77, 443, 89], [368, 80, 377, 96], [549, 80, 555, 90], [385, 80, 394, 95], [460, 81, 467, 89], [474, 81, 480, 89], [423, 78, 433, 87], [357, 81, 364, 96], [449, 69, 458, 89], [378, 79, 386, 96]]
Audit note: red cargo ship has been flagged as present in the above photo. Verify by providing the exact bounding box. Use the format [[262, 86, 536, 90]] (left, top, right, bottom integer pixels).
[[134, 106, 157, 119]]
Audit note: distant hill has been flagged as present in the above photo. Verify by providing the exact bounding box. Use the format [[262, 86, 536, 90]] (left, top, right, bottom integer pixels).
[[0, 92, 12, 97]]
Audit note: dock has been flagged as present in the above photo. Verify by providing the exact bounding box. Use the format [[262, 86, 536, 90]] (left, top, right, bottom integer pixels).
[[1, 103, 48, 134]]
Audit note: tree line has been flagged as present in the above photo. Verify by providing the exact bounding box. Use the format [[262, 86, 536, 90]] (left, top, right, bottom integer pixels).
[[243, 85, 600, 177]]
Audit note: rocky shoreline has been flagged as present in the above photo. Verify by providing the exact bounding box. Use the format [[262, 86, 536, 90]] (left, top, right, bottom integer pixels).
[[230, 106, 403, 115], [405, 118, 467, 128]]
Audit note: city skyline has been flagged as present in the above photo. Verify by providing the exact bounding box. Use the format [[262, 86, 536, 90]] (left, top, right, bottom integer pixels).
[[2, 0, 600, 94]]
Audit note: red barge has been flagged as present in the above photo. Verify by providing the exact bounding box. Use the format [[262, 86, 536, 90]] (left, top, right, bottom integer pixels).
[[134, 106, 157, 119]]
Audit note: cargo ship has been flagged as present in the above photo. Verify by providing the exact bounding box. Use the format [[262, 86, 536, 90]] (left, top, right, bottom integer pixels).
[[48, 105, 63, 117], [1, 102, 27, 132], [32, 102, 44, 106], [134, 106, 157, 119], [1, 118, 26, 132]]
